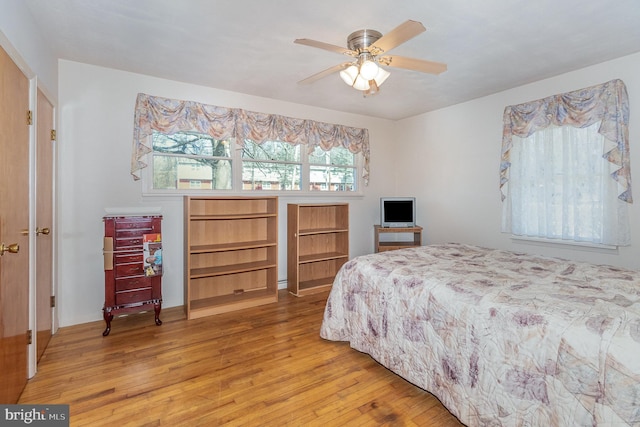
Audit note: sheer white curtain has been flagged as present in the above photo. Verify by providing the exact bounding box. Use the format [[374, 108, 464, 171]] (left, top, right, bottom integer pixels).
[[500, 79, 632, 246], [503, 123, 630, 245]]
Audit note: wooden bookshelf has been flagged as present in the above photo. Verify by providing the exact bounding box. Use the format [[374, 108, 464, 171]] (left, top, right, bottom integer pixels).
[[287, 203, 349, 296], [184, 196, 278, 319]]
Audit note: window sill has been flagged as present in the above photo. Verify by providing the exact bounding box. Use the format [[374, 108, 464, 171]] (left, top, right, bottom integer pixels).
[[141, 189, 365, 198], [510, 235, 618, 251]]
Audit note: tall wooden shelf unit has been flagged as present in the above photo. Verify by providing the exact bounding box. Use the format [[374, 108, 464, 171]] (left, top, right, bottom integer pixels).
[[184, 196, 278, 319], [287, 203, 349, 296]]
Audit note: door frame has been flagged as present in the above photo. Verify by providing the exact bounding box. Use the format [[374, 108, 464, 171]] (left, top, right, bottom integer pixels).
[[28, 84, 58, 376], [27, 76, 59, 378]]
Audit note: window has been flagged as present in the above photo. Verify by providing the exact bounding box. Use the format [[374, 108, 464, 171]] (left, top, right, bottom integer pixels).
[[132, 94, 370, 195], [309, 146, 356, 192], [151, 132, 232, 190], [506, 123, 626, 244], [500, 79, 632, 247], [148, 131, 359, 193], [242, 140, 301, 191]]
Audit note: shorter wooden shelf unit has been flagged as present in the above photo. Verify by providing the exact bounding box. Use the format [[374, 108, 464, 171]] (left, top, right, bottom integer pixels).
[[288, 203, 349, 296], [374, 225, 422, 252], [184, 196, 278, 319]]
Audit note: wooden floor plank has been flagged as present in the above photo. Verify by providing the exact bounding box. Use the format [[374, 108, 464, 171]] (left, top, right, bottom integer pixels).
[[19, 290, 465, 426]]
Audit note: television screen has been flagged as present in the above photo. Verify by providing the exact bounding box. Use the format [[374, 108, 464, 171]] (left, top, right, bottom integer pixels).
[[381, 197, 416, 227]]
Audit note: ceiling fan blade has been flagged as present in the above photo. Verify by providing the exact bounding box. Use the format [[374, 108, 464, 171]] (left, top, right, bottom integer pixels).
[[298, 63, 351, 85], [379, 55, 447, 75], [294, 38, 356, 57], [369, 20, 426, 54]]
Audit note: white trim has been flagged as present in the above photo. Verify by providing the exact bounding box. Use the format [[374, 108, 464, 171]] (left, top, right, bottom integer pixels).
[[50, 99, 59, 337], [104, 206, 163, 216], [27, 76, 37, 379], [510, 235, 618, 251], [0, 30, 35, 79]]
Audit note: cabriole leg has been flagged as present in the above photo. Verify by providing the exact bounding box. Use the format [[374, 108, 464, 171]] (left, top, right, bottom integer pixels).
[[102, 308, 113, 336], [154, 301, 162, 326]]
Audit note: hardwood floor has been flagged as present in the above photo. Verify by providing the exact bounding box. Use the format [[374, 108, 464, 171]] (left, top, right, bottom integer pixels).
[[19, 290, 465, 426]]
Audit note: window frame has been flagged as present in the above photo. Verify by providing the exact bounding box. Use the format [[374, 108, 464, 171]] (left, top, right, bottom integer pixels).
[[503, 123, 623, 247], [140, 134, 364, 197]]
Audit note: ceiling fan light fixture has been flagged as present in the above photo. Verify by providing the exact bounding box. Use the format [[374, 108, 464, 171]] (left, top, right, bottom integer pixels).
[[340, 62, 390, 93], [352, 74, 371, 91], [359, 59, 379, 80], [373, 66, 391, 86], [339, 65, 359, 86]]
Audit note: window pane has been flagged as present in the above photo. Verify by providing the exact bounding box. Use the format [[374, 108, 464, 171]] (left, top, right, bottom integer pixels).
[[309, 146, 355, 166], [242, 140, 300, 161], [152, 132, 230, 157], [153, 155, 232, 190], [242, 161, 301, 190], [310, 165, 356, 192]]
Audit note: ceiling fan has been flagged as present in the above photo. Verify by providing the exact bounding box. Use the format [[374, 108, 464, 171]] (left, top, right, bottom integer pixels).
[[294, 20, 447, 97]]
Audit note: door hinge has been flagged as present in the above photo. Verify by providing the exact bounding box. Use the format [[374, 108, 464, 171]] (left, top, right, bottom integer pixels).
[[27, 330, 33, 345], [27, 110, 33, 125], [51, 129, 56, 141], [50, 295, 56, 308]]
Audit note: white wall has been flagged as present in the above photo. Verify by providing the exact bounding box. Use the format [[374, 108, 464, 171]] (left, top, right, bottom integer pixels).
[[57, 60, 396, 326], [398, 52, 640, 269], [0, 0, 58, 99]]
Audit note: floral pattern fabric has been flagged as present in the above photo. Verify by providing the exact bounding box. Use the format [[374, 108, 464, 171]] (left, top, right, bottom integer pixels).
[[320, 243, 640, 426], [500, 79, 631, 203], [131, 93, 370, 183]]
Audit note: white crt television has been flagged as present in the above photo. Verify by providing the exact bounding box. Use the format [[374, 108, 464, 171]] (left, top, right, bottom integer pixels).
[[380, 197, 416, 228]]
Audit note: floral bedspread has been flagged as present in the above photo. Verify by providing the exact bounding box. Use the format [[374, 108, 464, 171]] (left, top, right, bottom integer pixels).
[[320, 243, 640, 426]]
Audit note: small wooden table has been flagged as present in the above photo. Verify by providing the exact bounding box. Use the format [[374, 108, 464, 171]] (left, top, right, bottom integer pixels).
[[374, 225, 422, 253]]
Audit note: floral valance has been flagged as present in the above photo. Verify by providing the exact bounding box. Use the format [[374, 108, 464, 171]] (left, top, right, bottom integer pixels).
[[131, 93, 370, 184], [499, 79, 631, 202]]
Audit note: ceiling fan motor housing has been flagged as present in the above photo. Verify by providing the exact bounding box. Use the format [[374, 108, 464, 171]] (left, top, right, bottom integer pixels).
[[347, 29, 382, 53]]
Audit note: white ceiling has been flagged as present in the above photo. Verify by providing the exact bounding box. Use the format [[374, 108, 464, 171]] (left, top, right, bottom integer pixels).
[[24, 0, 640, 120]]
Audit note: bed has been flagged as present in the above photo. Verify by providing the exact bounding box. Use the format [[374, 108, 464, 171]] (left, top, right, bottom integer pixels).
[[319, 243, 640, 426]]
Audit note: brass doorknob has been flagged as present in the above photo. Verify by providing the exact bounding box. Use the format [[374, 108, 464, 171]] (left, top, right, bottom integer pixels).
[[36, 227, 50, 235], [0, 243, 19, 256]]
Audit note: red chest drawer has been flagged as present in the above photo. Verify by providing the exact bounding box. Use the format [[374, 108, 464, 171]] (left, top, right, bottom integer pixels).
[[114, 236, 145, 250], [115, 262, 144, 277], [113, 217, 158, 249], [115, 276, 149, 292], [114, 252, 142, 264], [115, 288, 153, 306], [115, 217, 156, 231]]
